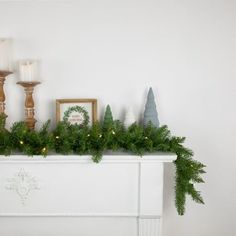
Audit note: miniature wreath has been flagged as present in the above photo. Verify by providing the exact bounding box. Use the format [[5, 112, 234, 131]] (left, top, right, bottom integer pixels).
[[63, 105, 89, 126]]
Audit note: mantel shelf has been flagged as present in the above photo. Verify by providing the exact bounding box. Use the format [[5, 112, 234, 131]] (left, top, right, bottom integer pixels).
[[0, 152, 176, 163]]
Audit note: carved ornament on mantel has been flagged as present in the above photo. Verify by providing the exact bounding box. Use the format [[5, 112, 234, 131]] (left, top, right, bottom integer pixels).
[[5, 168, 40, 205]]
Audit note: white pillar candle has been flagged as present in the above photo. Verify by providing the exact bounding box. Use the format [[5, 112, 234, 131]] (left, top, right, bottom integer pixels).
[[0, 38, 12, 71], [19, 60, 38, 81], [27, 61, 31, 81]]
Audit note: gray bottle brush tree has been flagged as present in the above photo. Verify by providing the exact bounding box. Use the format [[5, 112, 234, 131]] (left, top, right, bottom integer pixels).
[[143, 87, 159, 127]]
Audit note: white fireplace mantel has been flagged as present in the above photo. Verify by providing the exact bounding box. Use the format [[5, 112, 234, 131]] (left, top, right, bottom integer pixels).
[[0, 153, 176, 236]]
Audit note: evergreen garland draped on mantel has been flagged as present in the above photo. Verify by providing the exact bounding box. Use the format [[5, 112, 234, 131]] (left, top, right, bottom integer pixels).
[[0, 116, 205, 216]]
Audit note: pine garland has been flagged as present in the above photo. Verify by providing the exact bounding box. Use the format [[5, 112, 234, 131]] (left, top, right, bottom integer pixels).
[[0, 116, 205, 215]]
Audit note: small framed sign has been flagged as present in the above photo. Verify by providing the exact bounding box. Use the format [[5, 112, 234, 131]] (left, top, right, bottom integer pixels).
[[56, 99, 97, 126]]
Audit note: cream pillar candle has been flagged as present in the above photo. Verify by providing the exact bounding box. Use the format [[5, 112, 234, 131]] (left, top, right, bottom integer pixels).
[[19, 60, 38, 82], [0, 38, 12, 71]]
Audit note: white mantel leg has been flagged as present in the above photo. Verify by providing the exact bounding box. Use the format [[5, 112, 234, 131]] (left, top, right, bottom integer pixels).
[[138, 218, 161, 236], [138, 162, 164, 236]]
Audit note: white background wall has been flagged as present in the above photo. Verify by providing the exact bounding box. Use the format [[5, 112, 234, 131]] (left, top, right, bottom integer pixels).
[[0, 0, 235, 235]]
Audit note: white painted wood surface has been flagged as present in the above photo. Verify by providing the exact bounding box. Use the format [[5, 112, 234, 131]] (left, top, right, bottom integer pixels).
[[0, 154, 176, 236]]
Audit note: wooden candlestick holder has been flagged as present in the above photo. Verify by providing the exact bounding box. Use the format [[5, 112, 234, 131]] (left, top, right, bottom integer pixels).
[[0, 70, 13, 121], [17, 81, 41, 130]]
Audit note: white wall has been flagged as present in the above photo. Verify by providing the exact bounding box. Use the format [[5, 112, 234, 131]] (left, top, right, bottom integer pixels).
[[0, 0, 236, 235]]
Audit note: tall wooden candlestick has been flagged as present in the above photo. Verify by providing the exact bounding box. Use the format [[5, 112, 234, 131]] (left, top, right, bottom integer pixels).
[[17, 81, 40, 130], [0, 71, 13, 120]]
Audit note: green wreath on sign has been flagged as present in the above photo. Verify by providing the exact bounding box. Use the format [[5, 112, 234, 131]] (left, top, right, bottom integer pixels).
[[63, 105, 89, 127]]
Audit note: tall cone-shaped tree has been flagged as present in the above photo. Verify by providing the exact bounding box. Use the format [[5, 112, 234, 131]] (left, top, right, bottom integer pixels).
[[143, 87, 159, 127], [103, 105, 114, 130]]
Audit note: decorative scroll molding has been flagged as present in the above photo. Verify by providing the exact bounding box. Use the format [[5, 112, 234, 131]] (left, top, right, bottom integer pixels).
[[5, 168, 40, 205]]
